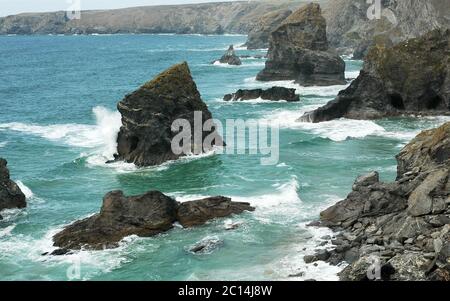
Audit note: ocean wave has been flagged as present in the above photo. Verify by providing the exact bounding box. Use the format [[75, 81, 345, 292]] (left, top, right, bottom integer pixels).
[[16, 181, 34, 199], [345, 70, 360, 79], [263, 109, 449, 142], [0, 106, 122, 165], [0, 141, 7, 148], [0, 226, 132, 280], [210, 61, 266, 68]]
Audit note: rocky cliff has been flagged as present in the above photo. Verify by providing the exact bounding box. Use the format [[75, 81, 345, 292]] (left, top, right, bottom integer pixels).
[[245, 8, 293, 49], [309, 122, 450, 281], [324, 0, 450, 58], [114, 62, 223, 167], [0, 1, 304, 35], [256, 3, 345, 86], [0, 158, 26, 220], [300, 29, 450, 123], [52, 190, 254, 251]]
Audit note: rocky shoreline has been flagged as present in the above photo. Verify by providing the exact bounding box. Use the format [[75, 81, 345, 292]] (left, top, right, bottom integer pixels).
[[300, 29, 450, 123], [305, 122, 450, 281]]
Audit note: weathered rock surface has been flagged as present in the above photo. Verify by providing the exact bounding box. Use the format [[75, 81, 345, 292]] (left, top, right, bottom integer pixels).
[[256, 3, 345, 86], [177, 196, 255, 227], [0, 158, 26, 220], [0, 1, 302, 35], [324, 0, 450, 58], [214, 45, 241, 65], [300, 29, 450, 123], [114, 62, 223, 167], [223, 87, 299, 102], [245, 9, 293, 49], [53, 191, 254, 251], [307, 122, 450, 281]]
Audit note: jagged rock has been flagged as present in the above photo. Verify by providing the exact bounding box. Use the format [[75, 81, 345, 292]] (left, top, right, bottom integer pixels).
[[245, 9, 292, 49], [177, 196, 254, 227], [214, 45, 241, 65], [223, 87, 299, 102], [314, 122, 450, 280], [0, 158, 26, 220], [52, 191, 254, 251], [114, 62, 223, 167], [256, 3, 345, 86], [299, 29, 450, 123]]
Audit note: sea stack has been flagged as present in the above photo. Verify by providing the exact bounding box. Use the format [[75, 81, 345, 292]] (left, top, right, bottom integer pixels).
[[256, 3, 345, 86], [300, 29, 450, 123], [215, 45, 242, 65], [309, 122, 450, 281], [0, 158, 26, 220], [245, 9, 292, 50], [52, 191, 254, 251], [114, 62, 223, 167]]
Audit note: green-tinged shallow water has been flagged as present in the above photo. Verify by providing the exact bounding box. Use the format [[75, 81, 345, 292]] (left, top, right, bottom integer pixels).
[[0, 34, 448, 280]]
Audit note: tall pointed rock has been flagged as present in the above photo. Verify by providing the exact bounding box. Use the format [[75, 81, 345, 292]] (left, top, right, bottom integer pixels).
[[115, 62, 222, 167]]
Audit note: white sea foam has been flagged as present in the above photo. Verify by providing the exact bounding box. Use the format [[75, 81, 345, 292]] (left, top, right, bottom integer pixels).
[[211, 61, 266, 68], [0, 141, 7, 148], [16, 181, 34, 199], [345, 70, 360, 79], [0, 225, 16, 237]]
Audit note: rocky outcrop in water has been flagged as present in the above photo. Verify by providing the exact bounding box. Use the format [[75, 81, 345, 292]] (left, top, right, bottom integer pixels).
[[324, 0, 450, 59], [307, 122, 450, 281], [223, 87, 299, 102], [245, 9, 293, 49], [300, 29, 450, 123], [0, 158, 26, 220], [52, 191, 254, 251], [214, 45, 241, 65], [256, 3, 345, 86], [114, 62, 223, 167]]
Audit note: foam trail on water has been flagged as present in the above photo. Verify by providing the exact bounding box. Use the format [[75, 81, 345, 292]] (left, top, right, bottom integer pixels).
[[16, 181, 34, 199], [0, 141, 7, 148]]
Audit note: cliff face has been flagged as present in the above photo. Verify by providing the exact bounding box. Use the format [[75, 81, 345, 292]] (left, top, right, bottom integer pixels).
[[0, 1, 302, 35], [256, 3, 345, 86], [324, 0, 450, 57], [245, 8, 293, 49], [300, 29, 450, 123], [315, 122, 450, 281]]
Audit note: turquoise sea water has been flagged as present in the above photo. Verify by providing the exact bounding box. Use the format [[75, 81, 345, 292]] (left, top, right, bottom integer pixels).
[[0, 34, 449, 281]]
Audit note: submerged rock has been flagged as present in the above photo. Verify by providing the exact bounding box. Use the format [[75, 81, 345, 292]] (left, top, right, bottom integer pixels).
[[245, 9, 292, 50], [0, 158, 26, 220], [223, 87, 299, 102], [177, 196, 254, 227], [52, 191, 254, 251], [311, 122, 450, 281], [187, 235, 224, 254], [256, 3, 345, 86], [214, 45, 241, 65], [300, 29, 450, 123], [114, 62, 223, 167]]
